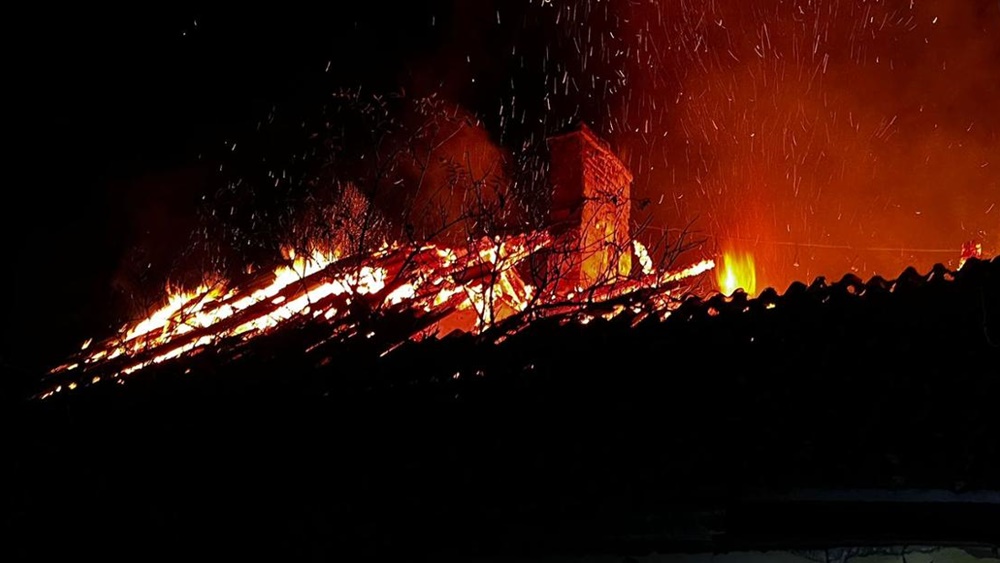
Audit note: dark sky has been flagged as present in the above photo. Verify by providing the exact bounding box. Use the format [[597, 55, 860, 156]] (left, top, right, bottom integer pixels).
[[4, 1, 999, 381]]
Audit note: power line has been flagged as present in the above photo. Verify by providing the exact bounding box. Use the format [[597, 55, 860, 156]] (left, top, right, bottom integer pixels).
[[710, 236, 960, 254], [637, 226, 964, 254]]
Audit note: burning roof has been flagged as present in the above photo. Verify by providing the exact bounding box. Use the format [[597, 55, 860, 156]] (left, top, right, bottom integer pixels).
[[38, 125, 719, 398], [39, 231, 718, 399], [35, 125, 995, 402], [37, 248, 996, 402]]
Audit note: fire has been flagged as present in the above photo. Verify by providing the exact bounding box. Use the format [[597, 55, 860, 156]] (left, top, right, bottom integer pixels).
[[959, 241, 983, 270], [39, 125, 726, 398], [717, 250, 757, 297], [48, 247, 391, 381], [41, 231, 715, 398]]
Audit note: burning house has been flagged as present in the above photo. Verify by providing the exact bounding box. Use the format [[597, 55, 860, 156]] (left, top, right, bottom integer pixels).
[[37, 123, 716, 397], [7, 2, 1000, 560], [13, 122, 1000, 560], [12, 68, 1000, 563]]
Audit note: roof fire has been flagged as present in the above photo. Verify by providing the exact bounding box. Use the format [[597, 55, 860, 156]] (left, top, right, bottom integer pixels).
[[39, 125, 714, 397]]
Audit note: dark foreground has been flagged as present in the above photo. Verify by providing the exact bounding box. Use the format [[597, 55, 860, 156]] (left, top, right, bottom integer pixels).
[[3, 258, 999, 561]]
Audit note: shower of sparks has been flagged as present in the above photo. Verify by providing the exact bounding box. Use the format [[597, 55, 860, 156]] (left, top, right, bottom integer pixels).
[[491, 1, 998, 290]]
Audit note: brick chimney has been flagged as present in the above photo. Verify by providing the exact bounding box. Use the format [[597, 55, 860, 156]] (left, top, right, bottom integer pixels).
[[546, 123, 632, 293]]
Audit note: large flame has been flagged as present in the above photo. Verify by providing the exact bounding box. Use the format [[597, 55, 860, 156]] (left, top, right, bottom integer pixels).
[[717, 250, 757, 297]]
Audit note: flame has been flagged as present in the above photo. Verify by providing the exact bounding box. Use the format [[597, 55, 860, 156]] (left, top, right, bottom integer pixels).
[[632, 240, 655, 276], [42, 231, 717, 396], [717, 250, 757, 297], [959, 241, 983, 270], [68, 248, 386, 377]]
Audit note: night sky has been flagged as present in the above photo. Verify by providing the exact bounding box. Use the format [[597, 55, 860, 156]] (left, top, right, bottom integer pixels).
[[5, 1, 999, 383]]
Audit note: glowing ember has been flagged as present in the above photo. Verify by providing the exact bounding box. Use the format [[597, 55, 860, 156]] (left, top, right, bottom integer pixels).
[[717, 250, 757, 297]]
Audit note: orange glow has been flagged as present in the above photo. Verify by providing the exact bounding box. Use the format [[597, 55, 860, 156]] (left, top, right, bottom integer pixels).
[[717, 250, 757, 297]]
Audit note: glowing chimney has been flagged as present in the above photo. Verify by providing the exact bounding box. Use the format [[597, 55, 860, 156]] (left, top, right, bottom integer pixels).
[[546, 123, 633, 294]]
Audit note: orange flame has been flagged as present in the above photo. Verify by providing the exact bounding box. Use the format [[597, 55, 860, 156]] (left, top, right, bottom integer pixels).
[[716, 250, 757, 297]]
